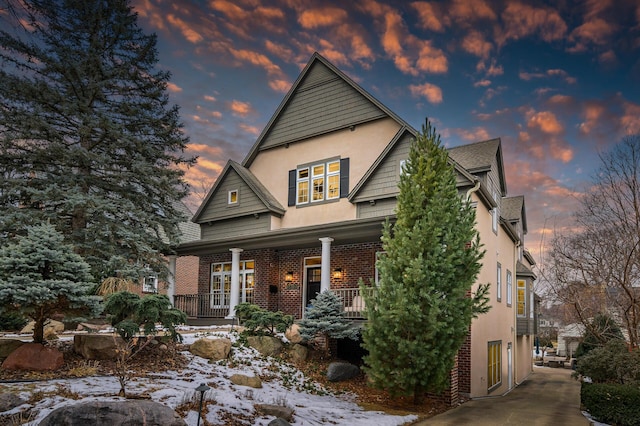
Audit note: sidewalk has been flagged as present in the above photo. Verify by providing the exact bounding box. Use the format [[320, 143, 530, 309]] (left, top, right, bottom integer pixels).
[[415, 366, 590, 425]]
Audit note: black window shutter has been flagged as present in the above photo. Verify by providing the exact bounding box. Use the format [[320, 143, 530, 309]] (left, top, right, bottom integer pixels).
[[340, 158, 349, 198], [288, 169, 296, 206]]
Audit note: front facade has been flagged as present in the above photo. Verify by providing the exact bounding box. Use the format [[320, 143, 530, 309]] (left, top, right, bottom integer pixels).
[[177, 53, 536, 399]]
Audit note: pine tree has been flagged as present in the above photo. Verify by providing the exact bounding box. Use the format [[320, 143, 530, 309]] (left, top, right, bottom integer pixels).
[[0, 223, 101, 343], [0, 0, 195, 281], [298, 290, 359, 354], [362, 120, 490, 403]]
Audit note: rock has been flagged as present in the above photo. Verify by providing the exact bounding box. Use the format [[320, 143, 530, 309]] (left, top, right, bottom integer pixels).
[[0, 393, 26, 412], [246, 336, 283, 357], [74, 334, 125, 360], [189, 338, 231, 361], [326, 361, 360, 382], [268, 418, 292, 426], [230, 373, 263, 388], [21, 319, 65, 336], [39, 400, 186, 426], [289, 343, 308, 363], [1, 343, 63, 371], [0, 339, 25, 361], [255, 404, 294, 422], [285, 324, 303, 344]]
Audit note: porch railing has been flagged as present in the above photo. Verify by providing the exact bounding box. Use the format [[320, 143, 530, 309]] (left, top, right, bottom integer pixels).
[[174, 287, 373, 319]]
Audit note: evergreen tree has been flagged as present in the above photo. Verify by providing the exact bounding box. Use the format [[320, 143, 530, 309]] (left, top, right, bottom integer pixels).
[[0, 223, 101, 343], [298, 290, 359, 353], [362, 120, 490, 403], [0, 0, 195, 281]]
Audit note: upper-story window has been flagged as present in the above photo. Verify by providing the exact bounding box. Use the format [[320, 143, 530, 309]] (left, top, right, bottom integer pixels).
[[289, 158, 349, 207], [496, 262, 502, 302], [228, 189, 238, 205]]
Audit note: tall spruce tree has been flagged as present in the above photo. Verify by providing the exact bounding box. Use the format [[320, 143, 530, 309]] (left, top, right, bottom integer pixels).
[[0, 223, 101, 343], [0, 0, 195, 281], [362, 120, 490, 403]]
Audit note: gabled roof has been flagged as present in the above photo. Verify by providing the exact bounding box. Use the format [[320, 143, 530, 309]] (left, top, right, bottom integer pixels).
[[192, 160, 285, 223], [447, 138, 507, 195], [175, 201, 200, 243], [242, 52, 416, 168], [502, 195, 528, 234]]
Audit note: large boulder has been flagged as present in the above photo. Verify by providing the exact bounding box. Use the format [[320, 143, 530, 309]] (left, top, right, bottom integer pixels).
[[255, 404, 294, 422], [21, 319, 65, 336], [289, 343, 309, 363], [1, 343, 63, 371], [189, 338, 231, 361], [39, 400, 186, 426], [284, 324, 303, 344], [246, 336, 283, 357], [74, 334, 125, 360], [0, 339, 25, 361], [0, 393, 26, 412], [230, 373, 262, 388], [326, 361, 360, 382]]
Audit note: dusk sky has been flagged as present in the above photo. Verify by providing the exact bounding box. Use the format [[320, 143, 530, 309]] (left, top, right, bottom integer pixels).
[[131, 0, 640, 264]]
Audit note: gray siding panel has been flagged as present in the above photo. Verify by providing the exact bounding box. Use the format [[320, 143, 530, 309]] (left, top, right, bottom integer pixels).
[[198, 170, 266, 222], [201, 214, 271, 240], [353, 133, 412, 201], [357, 198, 397, 219], [261, 62, 386, 149]]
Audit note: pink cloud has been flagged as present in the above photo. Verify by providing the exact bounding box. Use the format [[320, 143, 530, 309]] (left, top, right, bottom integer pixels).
[[409, 82, 443, 104], [527, 110, 564, 135], [519, 68, 576, 84], [461, 30, 492, 59], [455, 127, 491, 142], [497, 2, 567, 47], [239, 123, 260, 136], [547, 94, 573, 105], [568, 18, 617, 52], [474, 79, 491, 87], [578, 103, 606, 135], [166, 14, 203, 43], [598, 50, 617, 64], [298, 7, 348, 28], [449, 0, 497, 24], [166, 82, 182, 93], [621, 101, 640, 134], [410, 1, 445, 32], [228, 100, 253, 117]]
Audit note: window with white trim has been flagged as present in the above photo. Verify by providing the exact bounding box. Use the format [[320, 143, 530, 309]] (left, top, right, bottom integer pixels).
[[210, 261, 255, 308], [143, 275, 158, 293], [506, 269, 512, 306], [297, 159, 340, 205], [517, 279, 526, 316], [228, 189, 238, 204], [496, 262, 502, 301]]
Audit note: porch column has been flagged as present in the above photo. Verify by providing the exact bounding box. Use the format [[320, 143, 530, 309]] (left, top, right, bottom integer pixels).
[[226, 248, 243, 319], [167, 255, 177, 306], [319, 237, 333, 293]]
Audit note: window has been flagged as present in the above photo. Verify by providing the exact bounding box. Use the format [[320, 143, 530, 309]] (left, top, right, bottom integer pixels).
[[496, 262, 502, 301], [399, 159, 407, 175], [289, 158, 349, 207], [488, 341, 502, 390], [491, 208, 498, 233], [517, 279, 526, 316], [143, 275, 158, 293], [228, 189, 238, 204], [506, 270, 512, 306], [210, 261, 255, 308]]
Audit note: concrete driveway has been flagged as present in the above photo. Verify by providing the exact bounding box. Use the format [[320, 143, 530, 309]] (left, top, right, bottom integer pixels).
[[416, 366, 590, 425]]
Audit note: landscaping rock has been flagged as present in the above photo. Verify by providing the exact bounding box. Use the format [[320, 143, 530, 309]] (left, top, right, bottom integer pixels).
[[285, 324, 303, 344], [0, 339, 25, 361], [268, 418, 292, 426], [74, 334, 125, 360], [289, 343, 308, 363], [247, 336, 283, 357], [0, 393, 26, 412], [230, 373, 263, 388], [1, 343, 63, 371], [255, 404, 294, 422], [189, 338, 231, 361], [21, 319, 64, 336], [39, 400, 186, 426], [326, 361, 360, 382]]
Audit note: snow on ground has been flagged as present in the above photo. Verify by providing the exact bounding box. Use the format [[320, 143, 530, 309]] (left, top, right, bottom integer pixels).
[[1, 326, 418, 425]]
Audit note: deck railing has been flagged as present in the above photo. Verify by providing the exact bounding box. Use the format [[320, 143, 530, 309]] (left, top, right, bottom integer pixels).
[[174, 287, 373, 319]]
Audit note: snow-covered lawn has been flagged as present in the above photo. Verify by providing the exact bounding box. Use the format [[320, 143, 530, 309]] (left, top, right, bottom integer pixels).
[[0, 326, 418, 425]]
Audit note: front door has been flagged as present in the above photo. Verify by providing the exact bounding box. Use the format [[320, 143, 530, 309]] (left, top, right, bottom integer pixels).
[[305, 267, 322, 309]]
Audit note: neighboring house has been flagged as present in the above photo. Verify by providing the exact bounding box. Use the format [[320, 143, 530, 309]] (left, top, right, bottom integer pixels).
[[176, 52, 536, 400], [557, 323, 584, 357]]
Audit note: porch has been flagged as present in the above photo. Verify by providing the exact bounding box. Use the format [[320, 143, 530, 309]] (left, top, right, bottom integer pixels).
[[173, 287, 371, 321]]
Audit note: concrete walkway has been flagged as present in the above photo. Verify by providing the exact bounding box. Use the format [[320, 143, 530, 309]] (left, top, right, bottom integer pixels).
[[416, 366, 590, 425]]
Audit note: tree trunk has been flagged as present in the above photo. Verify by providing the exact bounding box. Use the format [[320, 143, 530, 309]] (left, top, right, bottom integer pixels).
[[33, 316, 45, 344]]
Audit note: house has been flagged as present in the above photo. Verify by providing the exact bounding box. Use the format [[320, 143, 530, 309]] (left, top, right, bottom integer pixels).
[[176, 52, 536, 401]]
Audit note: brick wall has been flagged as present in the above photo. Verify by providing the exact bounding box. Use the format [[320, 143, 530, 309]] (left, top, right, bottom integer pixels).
[[175, 255, 199, 294], [458, 326, 472, 395]]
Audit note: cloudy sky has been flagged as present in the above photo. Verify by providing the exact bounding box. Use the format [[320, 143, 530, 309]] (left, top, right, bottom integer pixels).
[[132, 0, 640, 263]]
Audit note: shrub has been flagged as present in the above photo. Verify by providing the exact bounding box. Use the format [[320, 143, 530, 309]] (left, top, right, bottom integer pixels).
[[576, 339, 640, 384], [234, 303, 293, 336], [0, 311, 27, 331], [582, 382, 640, 426]]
